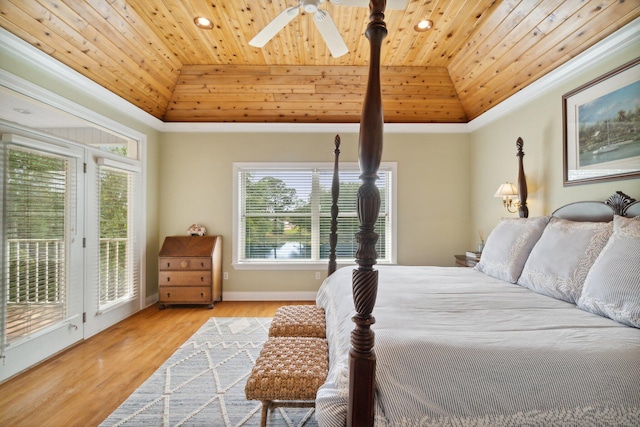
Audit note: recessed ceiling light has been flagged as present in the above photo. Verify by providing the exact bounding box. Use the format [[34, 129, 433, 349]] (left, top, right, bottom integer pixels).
[[13, 108, 32, 114], [414, 19, 433, 32], [194, 16, 213, 30]]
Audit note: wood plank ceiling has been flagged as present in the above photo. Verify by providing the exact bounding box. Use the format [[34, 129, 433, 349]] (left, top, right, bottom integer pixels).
[[1, 0, 638, 124]]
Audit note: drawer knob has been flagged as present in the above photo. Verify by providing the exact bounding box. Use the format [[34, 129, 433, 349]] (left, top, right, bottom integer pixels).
[[200, 262, 204, 268], [201, 292, 205, 298], [167, 292, 171, 297], [201, 276, 204, 282], [166, 277, 170, 282], [181, 260, 188, 268], [166, 262, 171, 268]]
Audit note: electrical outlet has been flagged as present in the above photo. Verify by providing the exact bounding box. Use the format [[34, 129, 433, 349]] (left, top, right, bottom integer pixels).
[[223, 272, 228, 280], [315, 272, 321, 280]]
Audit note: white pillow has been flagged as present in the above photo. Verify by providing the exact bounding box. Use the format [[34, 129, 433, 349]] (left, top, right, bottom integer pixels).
[[517, 217, 612, 303], [475, 216, 550, 283], [577, 216, 640, 328]]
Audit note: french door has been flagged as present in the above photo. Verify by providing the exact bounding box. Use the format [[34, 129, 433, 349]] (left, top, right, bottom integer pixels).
[[1, 135, 85, 381], [1, 133, 143, 382]]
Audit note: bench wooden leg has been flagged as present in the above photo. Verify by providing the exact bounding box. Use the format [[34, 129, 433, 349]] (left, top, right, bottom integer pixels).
[[260, 401, 270, 427]]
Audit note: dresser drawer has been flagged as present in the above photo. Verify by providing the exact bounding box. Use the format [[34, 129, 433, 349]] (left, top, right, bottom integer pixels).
[[159, 271, 212, 286], [159, 286, 212, 303], [159, 257, 212, 271]]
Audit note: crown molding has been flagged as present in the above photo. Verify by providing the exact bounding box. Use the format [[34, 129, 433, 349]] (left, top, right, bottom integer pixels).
[[0, 68, 148, 142], [160, 121, 469, 134], [468, 16, 640, 131], [2, 17, 639, 135], [0, 28, 467, 134], [0, 27, 163, 131]]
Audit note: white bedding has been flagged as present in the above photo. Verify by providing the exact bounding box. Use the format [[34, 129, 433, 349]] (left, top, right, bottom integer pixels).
[[315, 265, 640, 426]]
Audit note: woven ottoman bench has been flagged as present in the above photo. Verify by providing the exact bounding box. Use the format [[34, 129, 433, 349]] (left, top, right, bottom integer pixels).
[[269, 305, 326, 338], [245, 336, 329, 427]]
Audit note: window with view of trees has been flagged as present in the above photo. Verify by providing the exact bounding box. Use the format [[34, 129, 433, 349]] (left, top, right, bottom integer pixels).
[[233, 163, 395, 267]]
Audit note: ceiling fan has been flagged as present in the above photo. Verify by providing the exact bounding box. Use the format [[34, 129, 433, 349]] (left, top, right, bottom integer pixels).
[[248, 0, 408, 58]]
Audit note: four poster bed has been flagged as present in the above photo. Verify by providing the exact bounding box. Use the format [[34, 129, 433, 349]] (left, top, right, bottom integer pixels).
[[315, 1, 640, 426]]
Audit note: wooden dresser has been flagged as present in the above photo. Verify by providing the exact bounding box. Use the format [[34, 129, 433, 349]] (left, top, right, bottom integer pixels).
[[158, 236, 222, 309]]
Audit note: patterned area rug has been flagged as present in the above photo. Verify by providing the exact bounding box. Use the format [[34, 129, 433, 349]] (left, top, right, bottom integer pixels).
[[101, 317, 319, 427]]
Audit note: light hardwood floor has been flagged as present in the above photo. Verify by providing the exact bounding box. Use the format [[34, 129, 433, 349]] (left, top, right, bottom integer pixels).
[[0, 301, 311, 427]]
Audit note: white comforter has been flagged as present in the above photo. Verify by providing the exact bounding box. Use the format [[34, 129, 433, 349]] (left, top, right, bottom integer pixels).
[[315, 265, 640, 426]]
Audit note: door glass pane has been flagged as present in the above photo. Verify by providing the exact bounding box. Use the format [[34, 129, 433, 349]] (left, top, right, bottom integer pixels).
[[98, 166, 136, 310], [5, 146, 69, 344]]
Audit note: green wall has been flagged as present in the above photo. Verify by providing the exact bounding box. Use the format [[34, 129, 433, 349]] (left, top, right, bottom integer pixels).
[[158, 131, 470, 296]]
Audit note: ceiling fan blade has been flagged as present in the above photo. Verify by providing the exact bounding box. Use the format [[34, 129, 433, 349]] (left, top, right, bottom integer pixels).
[[313, 9, 349, 58], [330, 0, 408, 10], [249, 6, 300, 48]]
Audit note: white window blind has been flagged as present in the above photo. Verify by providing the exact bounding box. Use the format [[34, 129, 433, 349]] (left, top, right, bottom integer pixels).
[[234, 163, 395, 267], [3, 145, 71, 346], [97, 162, 139, 312]]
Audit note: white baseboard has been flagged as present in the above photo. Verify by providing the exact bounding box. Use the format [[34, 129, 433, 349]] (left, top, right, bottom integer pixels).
[[223, 291, 317, 301], [144, 291, 315, 305], [145, 293, 158, 307]]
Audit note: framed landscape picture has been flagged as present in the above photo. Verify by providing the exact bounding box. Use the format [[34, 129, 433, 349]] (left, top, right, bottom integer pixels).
[[563, 57, 640, 185]]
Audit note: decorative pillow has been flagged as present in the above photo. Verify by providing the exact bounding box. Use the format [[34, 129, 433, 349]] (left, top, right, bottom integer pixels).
[[577, 216, 640, 328], [475, 216, 550, 283], [517, 217, 612, 303]]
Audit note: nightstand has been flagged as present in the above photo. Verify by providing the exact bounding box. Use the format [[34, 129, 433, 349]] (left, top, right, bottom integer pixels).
[[454, 254, 478, 268]]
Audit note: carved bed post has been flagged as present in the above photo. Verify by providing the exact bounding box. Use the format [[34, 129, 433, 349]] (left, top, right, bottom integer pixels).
[[349, 1, 387, 426], [516, 137, 528, 218], [328, 135, 340, 276]]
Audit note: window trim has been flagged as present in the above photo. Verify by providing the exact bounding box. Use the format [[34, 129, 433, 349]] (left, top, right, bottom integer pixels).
[[232, 161, 397, 270]]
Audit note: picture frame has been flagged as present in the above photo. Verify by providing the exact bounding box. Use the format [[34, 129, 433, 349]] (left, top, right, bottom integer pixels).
[[562, 57, 640, 186]]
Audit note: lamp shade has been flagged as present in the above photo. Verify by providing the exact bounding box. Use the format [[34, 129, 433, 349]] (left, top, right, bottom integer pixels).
[[494, 182, 518, 197]]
